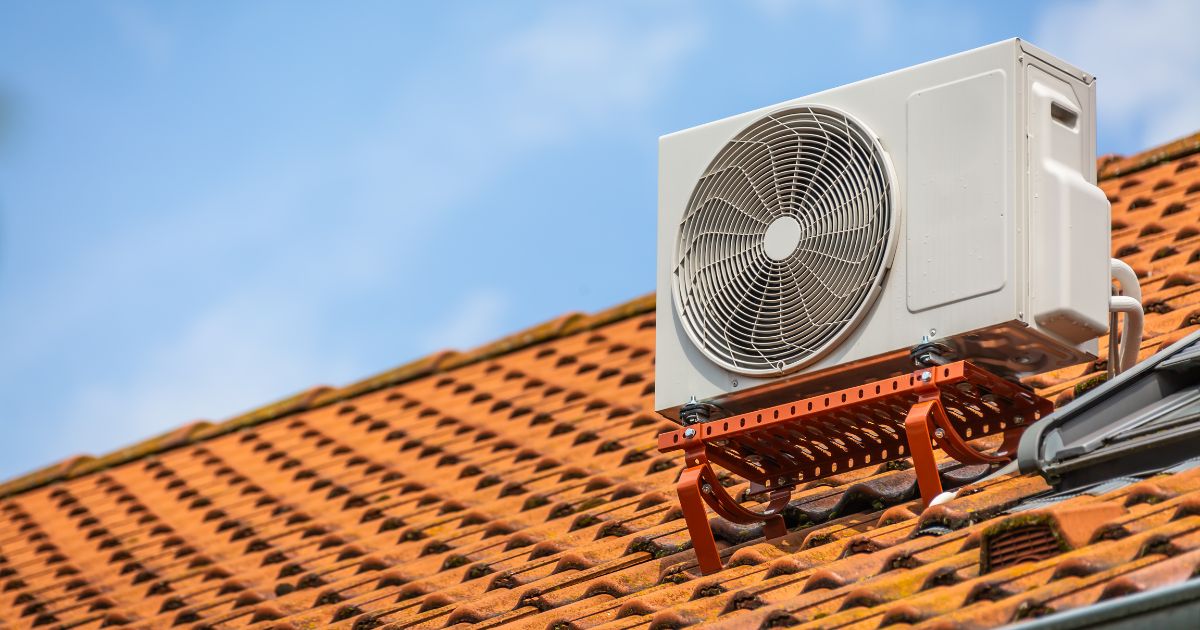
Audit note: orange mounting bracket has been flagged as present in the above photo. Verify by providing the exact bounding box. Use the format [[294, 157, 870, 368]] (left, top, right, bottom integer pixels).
[[657, 361, 1052, 574]]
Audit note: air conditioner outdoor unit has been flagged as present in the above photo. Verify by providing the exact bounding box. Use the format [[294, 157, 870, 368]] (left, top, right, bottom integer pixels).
[[656, 38, 1111, 420]]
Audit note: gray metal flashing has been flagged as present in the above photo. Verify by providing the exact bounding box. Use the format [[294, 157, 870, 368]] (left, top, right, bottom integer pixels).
[[1018, 329, 1200, 492], [1008, 577, 1200, 630]]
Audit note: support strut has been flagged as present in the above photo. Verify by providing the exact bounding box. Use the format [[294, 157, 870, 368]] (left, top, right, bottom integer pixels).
[[658, 361, 1051, 574], [675, 445, 791, 574]]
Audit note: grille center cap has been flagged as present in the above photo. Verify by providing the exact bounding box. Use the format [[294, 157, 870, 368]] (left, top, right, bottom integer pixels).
[[763, 216, 802, 261]]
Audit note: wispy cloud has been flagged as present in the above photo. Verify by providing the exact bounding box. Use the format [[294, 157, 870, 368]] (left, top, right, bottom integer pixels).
[[61, 290, 362, 456], [747, 0, 914, 53], [495, 6, 702, 140], [21, 4, 705, 468], [1034, 0, 1200, 149], [421, 288, 510, 353], [105, 1, 175, 71]]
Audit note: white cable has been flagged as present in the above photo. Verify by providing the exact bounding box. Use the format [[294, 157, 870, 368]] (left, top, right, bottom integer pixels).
[[1110, 295, 1144, 374], [1111, 258, 1142, 302], [928, 490, 958, 506], [1109, 259, 1143, 375]]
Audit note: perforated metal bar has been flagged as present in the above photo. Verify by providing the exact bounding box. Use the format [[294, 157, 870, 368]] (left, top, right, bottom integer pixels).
[[659, 361, 1052, 574]]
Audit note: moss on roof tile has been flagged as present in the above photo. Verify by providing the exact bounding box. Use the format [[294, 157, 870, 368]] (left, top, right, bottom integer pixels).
[[1099, 132, 1200, 181], [0, 292, 656, 498]]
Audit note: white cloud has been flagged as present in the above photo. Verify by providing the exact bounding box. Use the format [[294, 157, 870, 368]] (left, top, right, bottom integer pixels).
[[61, 291, 361, 456], [421, 288, 510, 353], [31, 4, 706, 462], [1034, 0, 1200, 149], [495, 6, 702, 140], [747, 0, 904, 51], [106, 2, 175, 70]]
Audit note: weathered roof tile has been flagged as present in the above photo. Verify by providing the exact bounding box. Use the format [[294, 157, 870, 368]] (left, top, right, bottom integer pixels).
[[6, 132, 1200, 628]]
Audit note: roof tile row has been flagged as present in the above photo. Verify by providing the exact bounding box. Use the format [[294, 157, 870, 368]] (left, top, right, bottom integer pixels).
[[4, 133, 1200, 629]]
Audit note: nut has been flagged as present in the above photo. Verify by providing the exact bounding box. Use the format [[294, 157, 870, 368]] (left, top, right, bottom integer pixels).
[[934, 428, 945, 439]]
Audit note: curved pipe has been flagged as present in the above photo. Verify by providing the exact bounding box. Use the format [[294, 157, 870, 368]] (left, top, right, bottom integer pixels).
[[1109, 259, 1143, 375], [1110, 295, 1144, 374], [929, 490, 958, 506], [1111, 258, 1142, 302]]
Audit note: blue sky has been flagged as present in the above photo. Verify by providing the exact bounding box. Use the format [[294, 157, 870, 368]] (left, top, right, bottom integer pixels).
[[0, 0, 1196, 479]]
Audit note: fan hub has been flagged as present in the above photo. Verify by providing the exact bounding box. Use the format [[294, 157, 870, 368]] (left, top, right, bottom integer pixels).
[[763, 216, 802, 262]]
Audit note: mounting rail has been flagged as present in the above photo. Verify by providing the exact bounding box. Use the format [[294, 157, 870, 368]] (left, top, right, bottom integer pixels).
[[657, 361, 1053, 574]]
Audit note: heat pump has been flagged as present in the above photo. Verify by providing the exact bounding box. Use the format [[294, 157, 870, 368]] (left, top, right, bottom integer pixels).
[[656, 38, 1111, 420]]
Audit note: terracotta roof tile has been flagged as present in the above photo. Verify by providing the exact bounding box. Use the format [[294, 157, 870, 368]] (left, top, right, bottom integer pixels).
[[5, 133, 1200, 628]]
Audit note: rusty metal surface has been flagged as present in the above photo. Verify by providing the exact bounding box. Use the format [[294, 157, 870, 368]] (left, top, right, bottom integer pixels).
[[659, 362, 1046, 490], [660, 362, 1049, 574]]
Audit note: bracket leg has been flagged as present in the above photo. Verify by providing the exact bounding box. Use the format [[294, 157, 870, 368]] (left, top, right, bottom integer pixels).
[[904, 399, 945, 507], [763, 509, 788, 540], [676, 466, 723, 575]]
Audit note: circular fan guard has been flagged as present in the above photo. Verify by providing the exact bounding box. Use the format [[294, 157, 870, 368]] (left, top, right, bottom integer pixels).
[[672, 105, 895, 376]]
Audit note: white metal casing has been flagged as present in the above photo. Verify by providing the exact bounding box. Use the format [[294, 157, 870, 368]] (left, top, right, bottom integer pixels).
[[656, 38, 1111, 418]]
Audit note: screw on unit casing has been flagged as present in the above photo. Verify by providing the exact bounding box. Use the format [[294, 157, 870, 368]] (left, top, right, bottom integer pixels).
[[701, 484, 713, 495], [777, 477, 787, 486], [1013, 415, 1024, 425], [920, 371, 933, 382], [934, 428, 945, 439], [683, 428, 696, 439]]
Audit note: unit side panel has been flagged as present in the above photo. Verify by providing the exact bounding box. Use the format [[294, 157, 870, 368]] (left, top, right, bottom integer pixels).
[[905, 69, 1010, 314], [1025, 63, 1110, 344]]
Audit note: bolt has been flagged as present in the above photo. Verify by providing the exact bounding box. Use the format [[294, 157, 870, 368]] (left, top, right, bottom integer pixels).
[[701, 484, 713, 495], [919, 371, 933, 382], [683, 428, 696, 439], [1013, 415, 1024, 425], [681, 396, 709, 426], [777, 477, 787, 486], [934, 428, 945, 439]]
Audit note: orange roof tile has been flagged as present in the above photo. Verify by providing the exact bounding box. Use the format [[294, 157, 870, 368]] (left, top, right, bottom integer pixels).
[[2, 133, 1200, 629]]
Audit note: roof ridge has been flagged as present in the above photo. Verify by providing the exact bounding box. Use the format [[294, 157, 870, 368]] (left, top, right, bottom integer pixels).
[[1098, 131, 1200, 181], [0, 292, 655, 498], [7, 128, 1197, 500]]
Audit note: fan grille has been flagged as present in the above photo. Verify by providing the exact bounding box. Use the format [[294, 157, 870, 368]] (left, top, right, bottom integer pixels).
[[672, 106, 894, 375]]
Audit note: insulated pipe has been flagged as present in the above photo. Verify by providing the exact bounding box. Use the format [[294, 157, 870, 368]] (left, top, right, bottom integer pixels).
[[1110, 296, 1143, 374], [1111, 258, 1142, 303], [1110, 259, 1144, 375]]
